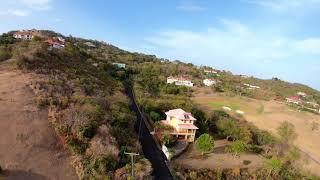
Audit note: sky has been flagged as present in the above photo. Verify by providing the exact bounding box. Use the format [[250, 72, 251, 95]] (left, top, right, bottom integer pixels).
[[1, 0, 320, 89]]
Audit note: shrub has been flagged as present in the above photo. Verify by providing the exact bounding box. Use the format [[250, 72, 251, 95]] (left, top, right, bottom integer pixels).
[[93, 155, 118, 174], [67, 137, 89, 154], [226, 140, 247, 157], [196, 133, 215, 155], [78, 121, 99, 140], [243, 160, 251, 165], [263, 157, 283, 177], [0, 45, 12, 61]]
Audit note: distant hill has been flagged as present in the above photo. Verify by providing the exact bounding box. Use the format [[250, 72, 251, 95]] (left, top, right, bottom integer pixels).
[[1, 29, 320, 179]]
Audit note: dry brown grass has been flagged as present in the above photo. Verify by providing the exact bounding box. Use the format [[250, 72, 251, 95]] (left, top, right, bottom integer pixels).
[[173, 140, 264, 170], [0, 61, 77, 179], [193, 93, 320, 176]]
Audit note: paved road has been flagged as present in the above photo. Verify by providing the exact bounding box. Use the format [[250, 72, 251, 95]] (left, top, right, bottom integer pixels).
[[124, 82, 173, 180]]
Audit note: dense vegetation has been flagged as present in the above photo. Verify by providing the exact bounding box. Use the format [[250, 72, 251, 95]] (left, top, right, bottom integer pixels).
[[0, 32, 145, 179], [1, 30, 320, 179]]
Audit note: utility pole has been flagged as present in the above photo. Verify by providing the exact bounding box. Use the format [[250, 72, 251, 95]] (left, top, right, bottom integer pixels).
[[124, 152, 139, 180]]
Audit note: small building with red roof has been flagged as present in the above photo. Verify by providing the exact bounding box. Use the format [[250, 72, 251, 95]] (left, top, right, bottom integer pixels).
[[286, 96, 303, 105], [44, 37, 65, 49]]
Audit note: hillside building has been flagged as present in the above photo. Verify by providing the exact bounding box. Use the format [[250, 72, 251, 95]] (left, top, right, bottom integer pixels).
[[286, 96, 303, 105], [167, 76, 194, 87], [13, 29, 39, 40], [203, 78, 216, 86], [161, 109, 198, 142]]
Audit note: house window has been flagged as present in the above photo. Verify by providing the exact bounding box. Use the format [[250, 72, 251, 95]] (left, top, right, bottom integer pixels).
[[184, 115, 189, 119], [190, 120, 192, 123]]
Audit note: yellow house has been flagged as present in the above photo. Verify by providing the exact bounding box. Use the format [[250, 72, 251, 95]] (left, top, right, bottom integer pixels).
[[161, 109, 198, 142]]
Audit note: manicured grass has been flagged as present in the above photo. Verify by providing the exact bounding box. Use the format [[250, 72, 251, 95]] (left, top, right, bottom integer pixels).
[[208, 101, 241, 111]]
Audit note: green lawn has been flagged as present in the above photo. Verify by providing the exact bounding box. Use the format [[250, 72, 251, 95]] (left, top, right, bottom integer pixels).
[[208, 101, 241, 111]]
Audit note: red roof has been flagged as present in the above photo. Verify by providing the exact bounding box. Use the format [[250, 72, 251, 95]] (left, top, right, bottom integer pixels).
[[44, 38, 64, 46], [286, 96, 302, 101], [178, 124, 199, 130]]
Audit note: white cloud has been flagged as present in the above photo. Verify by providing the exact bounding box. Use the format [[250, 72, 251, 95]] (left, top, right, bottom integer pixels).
[[53, 18, 62, 22], [11, 9, 29, 16], [20, 0, 52, 10], [293, 38, 320, 54], [246, 0, 320, 11], [144, 19, 293, 62], [177, 1, 206, 12], [0, 0, 52, 17], [0, 9, 30, 16]]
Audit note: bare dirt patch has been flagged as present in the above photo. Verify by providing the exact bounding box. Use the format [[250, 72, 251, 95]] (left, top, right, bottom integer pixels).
[[0, 62, 77, 180], [173, 140, 264, 170], [193, 93, 320, 175]]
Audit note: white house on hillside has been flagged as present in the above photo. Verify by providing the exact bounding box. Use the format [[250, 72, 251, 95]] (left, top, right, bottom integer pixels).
[[204, 69, 217, 74], [243, 83, 260, 90], [297, 92, 307, 98], [203, 78, 216, 86], [167, 76, 194, 87], [161, 109, 198, 142]]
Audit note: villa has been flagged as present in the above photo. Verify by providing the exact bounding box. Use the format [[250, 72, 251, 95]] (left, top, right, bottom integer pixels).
[[243, 83, 260, 90], [167, 76, 194, 87], [13, 29, 39, 40], [44, 37, 65, 49], [203, 78, 216, 86], [112, 63, 126, 69], [161, 109, 198, 142], [297, 92, 307, 98], [286, 96, 303, 105]]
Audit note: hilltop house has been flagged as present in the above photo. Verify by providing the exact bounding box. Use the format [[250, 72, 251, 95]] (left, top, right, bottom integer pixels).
[[45, 37, 65, 49], [167, 76, 194, 87], [286, 96, 303, 105], [161, 109, 198, 142], [243, 83, 260, 90], [112, 63, 126, 69], [13, 29, 39, 40], [297, 92, 307, 98], [204, 69, 217, 74], [203, 78, 216, 86]]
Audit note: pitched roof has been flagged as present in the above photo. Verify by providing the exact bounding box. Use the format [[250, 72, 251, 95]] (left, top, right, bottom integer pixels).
[[286, 96, 302, 101], [44, 38, 65, 46], [165, 108, 196, 121], [167, 76, 192, 81], [14, 31, 34, 36]]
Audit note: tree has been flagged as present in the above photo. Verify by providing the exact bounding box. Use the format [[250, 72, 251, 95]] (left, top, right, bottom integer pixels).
[[227, 140, 247, 157], [195, 133, 215, 155], [0, 33, 15, 45], [216, 119, 252, 143]]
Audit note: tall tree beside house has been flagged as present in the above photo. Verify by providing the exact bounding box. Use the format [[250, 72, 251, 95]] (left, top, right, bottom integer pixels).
[[196, 133, 215, 155]]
